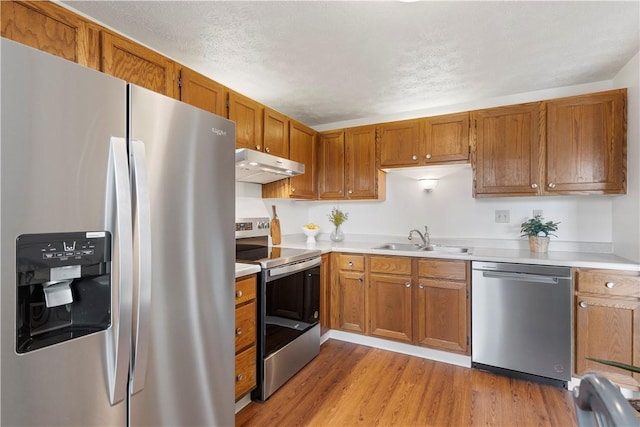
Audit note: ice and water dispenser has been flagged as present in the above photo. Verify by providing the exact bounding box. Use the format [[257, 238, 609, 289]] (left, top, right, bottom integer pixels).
[[16, 231, 112, 353]]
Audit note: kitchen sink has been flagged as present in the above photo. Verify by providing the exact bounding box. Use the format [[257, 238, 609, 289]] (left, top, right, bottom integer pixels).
[[373, 243, 424, 251], [422, 245, 469, 254], [373, 243, 469, 254]]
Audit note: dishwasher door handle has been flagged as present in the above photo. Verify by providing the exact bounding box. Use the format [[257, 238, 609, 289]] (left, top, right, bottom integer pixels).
[[481, 271, 559, 284]]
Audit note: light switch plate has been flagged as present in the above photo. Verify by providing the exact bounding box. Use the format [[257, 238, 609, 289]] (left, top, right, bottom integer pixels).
[[495, 210, 510, 223]]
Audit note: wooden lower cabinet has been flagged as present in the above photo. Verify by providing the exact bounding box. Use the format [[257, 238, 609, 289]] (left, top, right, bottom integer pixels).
[[574, 268, 640, 389], [235, 274, 257, 401], [331, 253, 470, 354], [320, 253, 331, 336], [331, 254, 366, 333], [368, 256, 412, 342]]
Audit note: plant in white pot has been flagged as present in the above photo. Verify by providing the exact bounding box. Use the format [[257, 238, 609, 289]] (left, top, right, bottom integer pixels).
[[520, 214, 560, 253]]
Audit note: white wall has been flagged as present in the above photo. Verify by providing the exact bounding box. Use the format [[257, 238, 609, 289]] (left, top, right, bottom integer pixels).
[[612, 51, 640, 262]]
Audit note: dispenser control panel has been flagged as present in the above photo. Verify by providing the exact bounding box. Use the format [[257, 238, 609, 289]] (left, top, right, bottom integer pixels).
[[15, 231, 112, 354]]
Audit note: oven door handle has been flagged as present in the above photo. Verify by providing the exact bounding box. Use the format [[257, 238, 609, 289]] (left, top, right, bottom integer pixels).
[[267, 257, 321, 279]]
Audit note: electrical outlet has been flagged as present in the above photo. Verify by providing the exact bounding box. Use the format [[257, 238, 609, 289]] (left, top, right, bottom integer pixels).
[[495, 210, 510, 223], [533, 209, 543, 218]]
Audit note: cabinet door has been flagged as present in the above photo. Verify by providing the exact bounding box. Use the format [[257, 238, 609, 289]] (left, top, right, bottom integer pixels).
[[102, 31, 176, 98], [415, 279, 468, 353], [1, 1, 99, 69], [345, 125, 381, 199], [545, 89, 626, 195], [228, 90, 264, 150], [472, 103, 541, 197], [575, 294, 640, 388], [369, 273, 412, 343], [179, 66, 225, 116], [423, 112, 470, 164], [377, 119, 422, 167], [318, 131, 346, 200], [336, 271, 366, 334], [263, 108, 289, 158], [289, 121, 317, 199]]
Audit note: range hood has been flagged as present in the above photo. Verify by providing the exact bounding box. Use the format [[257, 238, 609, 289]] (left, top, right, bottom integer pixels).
[[235, 148, 305, 184]]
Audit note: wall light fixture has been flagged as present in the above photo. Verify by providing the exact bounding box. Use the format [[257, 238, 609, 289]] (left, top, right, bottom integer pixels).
[[419, 179, 438, 192]]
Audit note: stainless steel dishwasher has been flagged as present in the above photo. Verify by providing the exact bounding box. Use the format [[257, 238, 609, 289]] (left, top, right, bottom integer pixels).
[[471, 261, 572, 388]]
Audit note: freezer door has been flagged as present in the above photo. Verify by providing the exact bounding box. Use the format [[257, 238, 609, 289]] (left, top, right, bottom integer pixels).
[[1, 39, 129, 425], [128, 85, 236, 427]]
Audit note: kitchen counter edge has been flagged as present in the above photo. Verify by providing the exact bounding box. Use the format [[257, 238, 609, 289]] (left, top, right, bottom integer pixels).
[[275, 241, 640, 271], [235, 263, 261, 278]]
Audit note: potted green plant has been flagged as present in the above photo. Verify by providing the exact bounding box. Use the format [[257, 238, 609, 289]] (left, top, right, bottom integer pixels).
[[520, 214, 560, 253], [328, 207, 348, 242]]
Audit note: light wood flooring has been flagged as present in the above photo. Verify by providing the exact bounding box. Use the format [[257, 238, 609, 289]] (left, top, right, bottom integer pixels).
[[236, 339, 578, 427]]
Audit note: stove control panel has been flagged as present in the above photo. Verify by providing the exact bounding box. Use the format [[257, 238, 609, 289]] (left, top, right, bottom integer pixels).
[[235, 217, 270, 238]]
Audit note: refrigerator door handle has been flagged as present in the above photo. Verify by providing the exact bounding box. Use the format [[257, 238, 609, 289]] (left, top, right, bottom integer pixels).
[[130, 139, 152, 395], [106, 137, 134, 405]]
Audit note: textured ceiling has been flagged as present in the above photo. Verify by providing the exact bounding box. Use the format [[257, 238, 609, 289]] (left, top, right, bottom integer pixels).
[[63, 1, 639, 127]]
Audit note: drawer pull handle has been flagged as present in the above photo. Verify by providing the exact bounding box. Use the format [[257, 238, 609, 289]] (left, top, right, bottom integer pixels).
[[236, 290, 243, 298], [579, 301, 588, 308], [605, 282, 615, 289], [405, 282, 411, 288], [236, 328, 242, 336], [236, 374, 244, 382]]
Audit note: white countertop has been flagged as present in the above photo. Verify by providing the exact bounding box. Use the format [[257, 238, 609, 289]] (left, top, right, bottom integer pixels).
[[275, 237, 640, 271], [235, 262, 260, 278]]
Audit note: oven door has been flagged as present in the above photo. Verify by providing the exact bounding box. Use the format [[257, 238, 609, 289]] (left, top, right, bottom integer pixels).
[[263, 258, 320, 358]]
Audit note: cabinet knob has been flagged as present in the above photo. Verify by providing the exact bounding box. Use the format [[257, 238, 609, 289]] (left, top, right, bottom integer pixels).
[[605, 282, 615, 289], [548, 182, 556, 189], [531, 183, 538, 189], [426, 153, 432, 159], [358, 277, 363, 283], [236, 328, 242, 336], [419, 284, 424, 289], [236, 374, 244, 382], [348, 189, 353, 194], [256, 145, 261, 150], [348, 261, 353, 266], [236, 290, 243, 298], [405, 282, 411, 288], [339, 190, 343, 194], [291, 187, 296, 193], [265, 146, 270, 153], [579, 301, 588, 308], [412, 155, 418, 160]]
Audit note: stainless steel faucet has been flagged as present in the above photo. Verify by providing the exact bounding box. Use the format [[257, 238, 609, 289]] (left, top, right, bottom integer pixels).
[[408, 226, 430, 247]]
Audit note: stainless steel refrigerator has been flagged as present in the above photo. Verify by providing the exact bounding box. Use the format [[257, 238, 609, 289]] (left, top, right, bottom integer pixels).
[[1, 38, 235, 426]]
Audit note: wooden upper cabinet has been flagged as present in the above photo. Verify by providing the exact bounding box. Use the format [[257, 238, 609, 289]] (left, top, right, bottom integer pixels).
[[263, 108, 290, 158], [228, 90, 264, 151], [1, 1, 100, 69], [471, 102, 542, 197], [345, 125, 384, 200], [544, 89, 627, 195], [288, 120, 317, 199], [377, 119, 423, 167], [423, 112, 470, 164], [101, 31, 177, 98], [178, 66, 225, 116], [318, 131, 346, 199]]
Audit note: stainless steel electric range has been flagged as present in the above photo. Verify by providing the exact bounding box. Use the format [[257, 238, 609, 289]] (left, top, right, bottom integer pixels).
[[235, 217, 322, 401]]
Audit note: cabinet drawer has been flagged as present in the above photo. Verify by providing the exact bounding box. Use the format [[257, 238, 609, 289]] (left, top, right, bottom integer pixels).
[[576, 269, 640, 297], [337, 254, 364, 271], [235, 275, 257, 306], [235, 345, 256, 401], [417, 259, 467, 281], [235, 301, 256, 353], [369, 256, 412, 275]]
